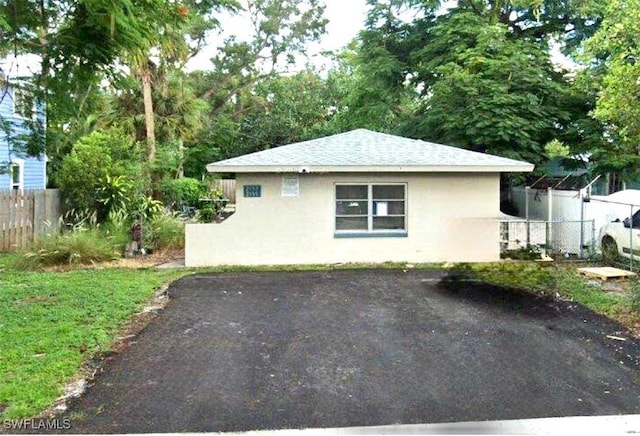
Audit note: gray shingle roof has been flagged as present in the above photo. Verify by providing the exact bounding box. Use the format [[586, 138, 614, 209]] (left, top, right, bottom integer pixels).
[[207, 129, 533, 173]]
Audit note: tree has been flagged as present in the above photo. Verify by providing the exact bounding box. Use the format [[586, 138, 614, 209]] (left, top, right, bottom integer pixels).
[[0, 0, 164, 158], [0, 0, 239, 166], [405, 12, 571, 163], [104, 69, 209, 178], [344, 0, 603, 166], [182, 0, 328, 176], [196, 0, 327, 110], [184, 68, 350, 177], [581, 0, 640, 179]]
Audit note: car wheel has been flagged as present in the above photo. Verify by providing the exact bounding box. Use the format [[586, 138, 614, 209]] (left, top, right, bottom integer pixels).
[[601, 236, 619, 263]]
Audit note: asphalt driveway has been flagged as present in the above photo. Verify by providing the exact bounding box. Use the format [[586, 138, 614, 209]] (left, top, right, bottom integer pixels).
[[60, 269, 640, 433]]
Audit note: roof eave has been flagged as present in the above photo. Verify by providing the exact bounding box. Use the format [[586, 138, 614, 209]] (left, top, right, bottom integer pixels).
[[206, 164, 535, 174]]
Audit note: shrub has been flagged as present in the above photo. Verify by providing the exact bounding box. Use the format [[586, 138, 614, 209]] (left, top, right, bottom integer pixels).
[[56, 127, 146, 215], [197, 205, 216, 223], [17, 227, 123, 270], [197, 187, 227, 223], [102, 208, 133, 249], [145, 213, 185, 251], [96, 175, 135, 221], [161, 177, 206, 209], [134, 195, 164, 222]]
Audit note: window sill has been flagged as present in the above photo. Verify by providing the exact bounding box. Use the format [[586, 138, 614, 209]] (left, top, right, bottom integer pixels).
[[334, 231, 408, 239]]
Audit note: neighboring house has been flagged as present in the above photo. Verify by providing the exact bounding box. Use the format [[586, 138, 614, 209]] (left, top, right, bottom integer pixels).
[[0, 75, 47, 191], [186, 129, 533, 266]]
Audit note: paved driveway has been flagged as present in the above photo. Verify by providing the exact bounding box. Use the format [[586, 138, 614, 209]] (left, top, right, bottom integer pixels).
[[61, 269, 640, 433]]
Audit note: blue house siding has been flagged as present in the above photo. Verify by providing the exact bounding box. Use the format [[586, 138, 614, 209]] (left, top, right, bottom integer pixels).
[[0, 83, 46, 190]]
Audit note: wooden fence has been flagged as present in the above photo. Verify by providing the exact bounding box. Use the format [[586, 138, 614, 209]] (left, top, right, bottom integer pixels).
[[212, 179, 236, 204], [0, 189, 62, 252]]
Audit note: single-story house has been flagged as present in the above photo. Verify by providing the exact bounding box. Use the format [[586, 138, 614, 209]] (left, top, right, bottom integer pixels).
[[186, 129, 533, 266]]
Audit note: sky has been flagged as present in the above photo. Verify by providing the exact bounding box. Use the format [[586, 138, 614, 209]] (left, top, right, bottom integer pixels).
[[185, 0, 369, 72]]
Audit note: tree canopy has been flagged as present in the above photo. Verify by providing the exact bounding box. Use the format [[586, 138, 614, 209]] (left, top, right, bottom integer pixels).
[[5, 0, 640, 198]]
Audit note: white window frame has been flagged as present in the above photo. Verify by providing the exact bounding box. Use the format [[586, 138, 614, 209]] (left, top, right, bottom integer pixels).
[[334, 183, 407, 237], [10, 158, 24, 191]]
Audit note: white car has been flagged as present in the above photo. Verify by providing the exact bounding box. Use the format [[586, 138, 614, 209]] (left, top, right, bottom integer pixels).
[[599, 209, 640, 260]]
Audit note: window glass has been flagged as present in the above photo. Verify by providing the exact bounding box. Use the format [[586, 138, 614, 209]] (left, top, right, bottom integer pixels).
[[10, 163, 21, 190], [632, 210, 640, 229], [336, 185, 367, 200], [373, 216, 405, 230], [373, 185, 404, 199], [336, 200, 368, 215], [335, 184, 406, 233], [374, 200, 404, 215], [336, 216, 368, 230]]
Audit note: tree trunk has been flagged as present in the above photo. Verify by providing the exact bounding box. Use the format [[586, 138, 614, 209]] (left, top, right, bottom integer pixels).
[[176, 139, 185, 178], [141, 67, 156, 163]]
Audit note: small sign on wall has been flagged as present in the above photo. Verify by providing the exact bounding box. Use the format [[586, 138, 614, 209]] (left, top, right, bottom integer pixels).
[[282, 175, 299, 197], [243, 185, 262, 198]]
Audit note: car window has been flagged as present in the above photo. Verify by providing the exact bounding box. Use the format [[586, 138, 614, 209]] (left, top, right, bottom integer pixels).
[[632, 210, 640, 229]]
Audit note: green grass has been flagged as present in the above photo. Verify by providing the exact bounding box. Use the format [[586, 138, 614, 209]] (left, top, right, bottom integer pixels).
[[462, 262, 630, 318], [0, 265, 187, 419], [16, 228, 124, 270]]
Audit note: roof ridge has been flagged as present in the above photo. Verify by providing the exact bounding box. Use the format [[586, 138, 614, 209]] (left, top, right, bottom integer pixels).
[[205, 128, 534, 173]]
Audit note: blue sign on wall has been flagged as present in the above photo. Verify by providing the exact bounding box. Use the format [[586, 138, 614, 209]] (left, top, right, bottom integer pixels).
[[243, 185, 262, 198]]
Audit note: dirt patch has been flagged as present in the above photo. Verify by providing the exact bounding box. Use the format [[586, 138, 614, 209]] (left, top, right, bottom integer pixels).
[[108, 249, 184, 269], [39, 249, 184, 273], [617, 311, 640, 338]]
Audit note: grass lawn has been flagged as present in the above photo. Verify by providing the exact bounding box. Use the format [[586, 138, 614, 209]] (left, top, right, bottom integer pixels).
[[0, 258, 188, 419], [463, 262, 639, 321]]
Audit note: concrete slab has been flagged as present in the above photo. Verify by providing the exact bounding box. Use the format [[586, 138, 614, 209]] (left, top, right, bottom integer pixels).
[[211, 414, 640, 435], [156, 258, 185, 269]]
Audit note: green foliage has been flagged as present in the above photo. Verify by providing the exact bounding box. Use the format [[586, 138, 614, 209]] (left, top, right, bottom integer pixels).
[[581, 0, 640, 180], [455, 262, 627, 318], [544, 139, 571, 159], [146, 213, 185, 250], [161, 177, 206, 208], [0, 265, 186, 418], [196, 187, 226, 222], [56, 128, 144, 214], [96, 175, 136, 220], [197, 205, 216, 223], [134, 196, 165, 222], [182, 1, 329, 175], [346, 1, 605, 167], [500, 246, 544, 260], [408, 11, 569, 163], [17, 227, 124, 270], [630, 279, 640, 314]]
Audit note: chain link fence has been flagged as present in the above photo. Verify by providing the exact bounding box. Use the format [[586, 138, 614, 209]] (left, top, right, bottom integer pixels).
[[500, 219, 596, 259]]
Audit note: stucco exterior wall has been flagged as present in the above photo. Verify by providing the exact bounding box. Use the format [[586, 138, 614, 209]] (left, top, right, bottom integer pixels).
[[186, 172, 501, 266]]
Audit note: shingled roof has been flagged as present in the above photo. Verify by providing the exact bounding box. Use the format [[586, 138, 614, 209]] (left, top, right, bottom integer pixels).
[[207, 129, 534, 173]]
